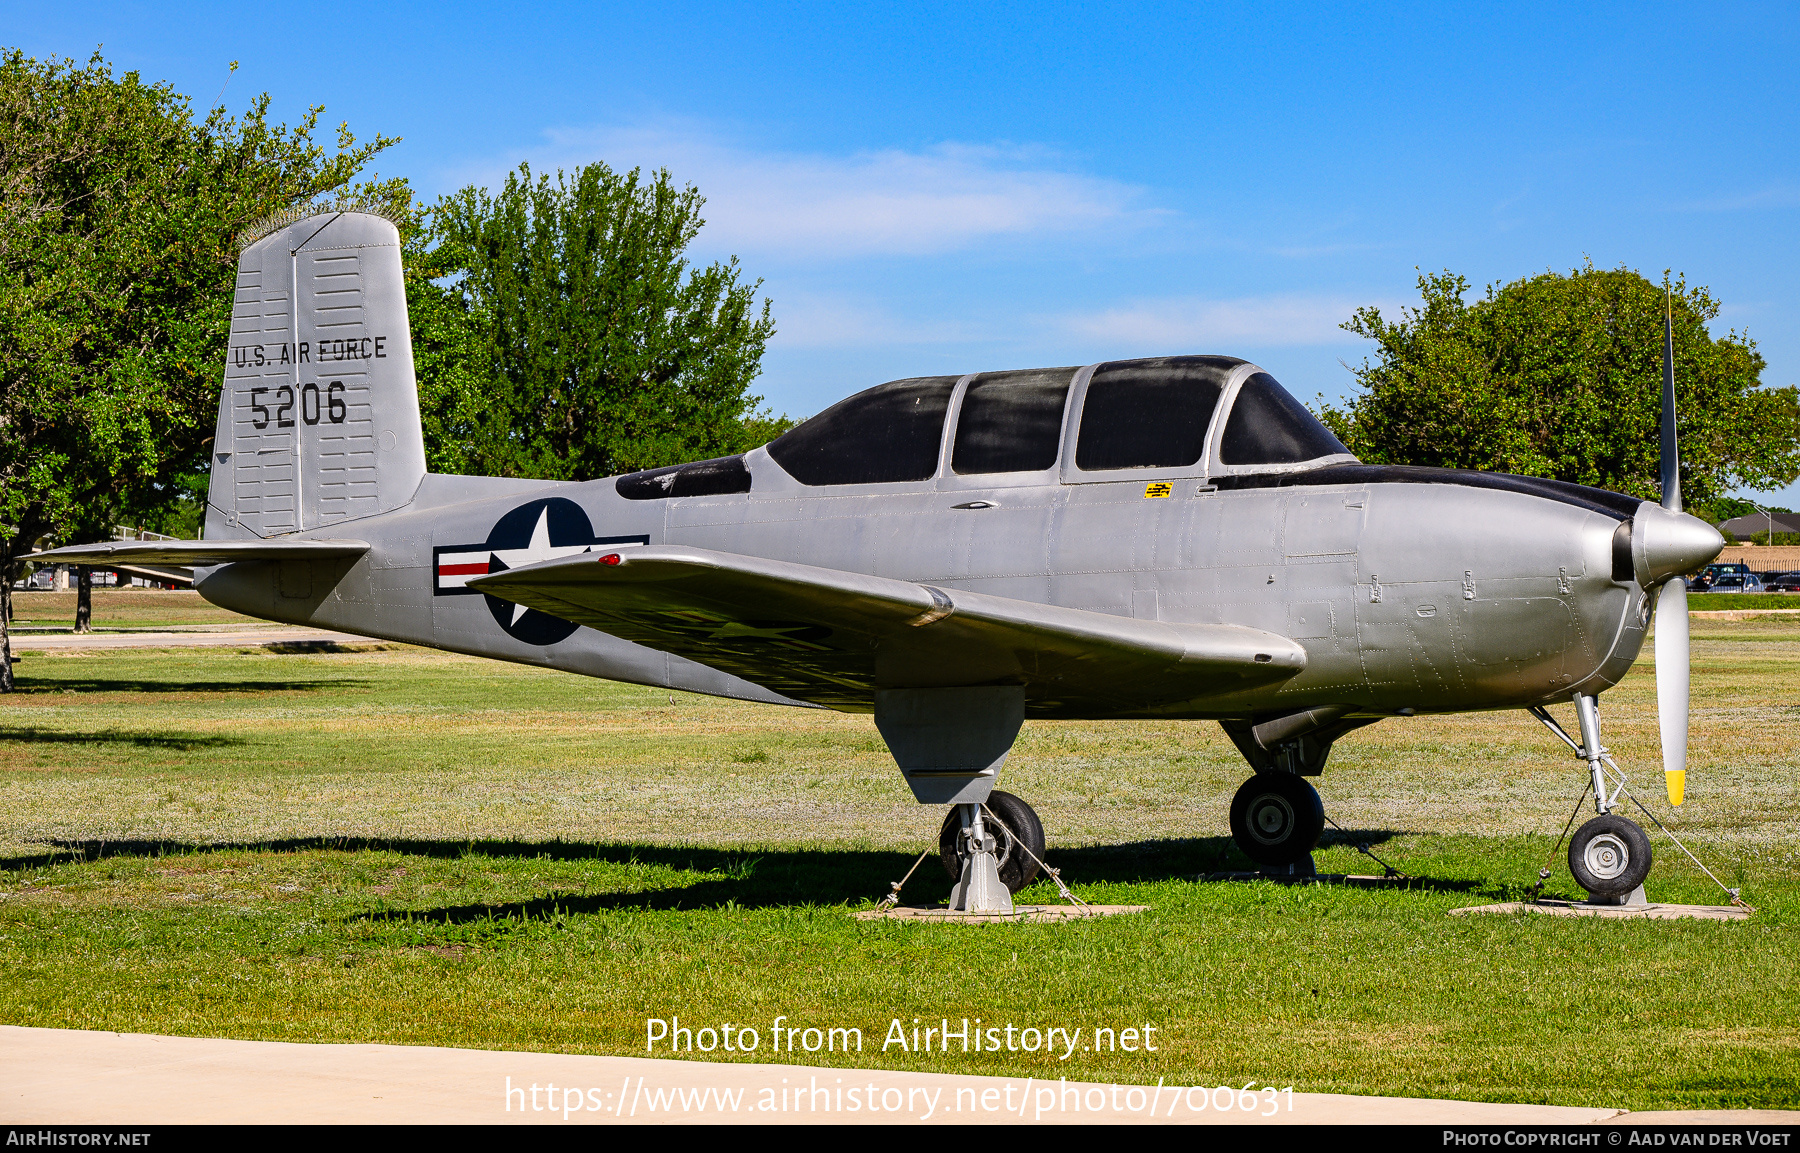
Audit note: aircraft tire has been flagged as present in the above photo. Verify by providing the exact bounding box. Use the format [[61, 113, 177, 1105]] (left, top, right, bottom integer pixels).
[[939, 791, 1045, 893], [1229, 772, 1325, 867], [1567, 814, 1652, 898]]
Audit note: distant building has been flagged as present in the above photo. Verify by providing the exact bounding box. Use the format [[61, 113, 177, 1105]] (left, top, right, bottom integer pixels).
[[1720, 511, 1800, 539]]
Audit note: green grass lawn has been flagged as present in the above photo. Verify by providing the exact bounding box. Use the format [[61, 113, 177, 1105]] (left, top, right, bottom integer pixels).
[[1, 623, 1796, 1109], [1688, 592, 1800, 610], [8, 588, 261, 630]]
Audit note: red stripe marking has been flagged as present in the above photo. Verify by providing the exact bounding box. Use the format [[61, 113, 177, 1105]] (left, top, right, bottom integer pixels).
[[439, 563, 489, 576]]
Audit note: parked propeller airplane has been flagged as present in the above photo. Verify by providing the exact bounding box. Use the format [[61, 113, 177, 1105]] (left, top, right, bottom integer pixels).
[[38, 208, 1725, 913]]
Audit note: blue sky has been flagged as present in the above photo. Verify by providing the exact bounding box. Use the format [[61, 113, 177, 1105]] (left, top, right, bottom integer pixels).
[[11, 2, 1800, 503]]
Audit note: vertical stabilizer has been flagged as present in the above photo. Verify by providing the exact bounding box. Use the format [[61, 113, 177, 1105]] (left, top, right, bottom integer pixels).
[[206, 211, 426, 539]]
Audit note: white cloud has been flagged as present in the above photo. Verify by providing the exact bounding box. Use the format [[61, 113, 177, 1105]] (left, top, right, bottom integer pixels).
[[1061, 294, 1397, 347], [439, 123, 1158, 258]]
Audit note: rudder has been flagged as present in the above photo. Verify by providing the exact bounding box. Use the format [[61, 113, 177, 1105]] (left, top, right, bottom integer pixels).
[[206, 209, 426, 539]]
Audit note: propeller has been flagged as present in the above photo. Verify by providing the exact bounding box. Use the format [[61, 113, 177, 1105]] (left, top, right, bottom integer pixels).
[[1654, 290, 1688, 806]]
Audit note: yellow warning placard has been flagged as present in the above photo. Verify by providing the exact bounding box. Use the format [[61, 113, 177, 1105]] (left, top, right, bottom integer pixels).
[[1144, 482, 1173, 499]]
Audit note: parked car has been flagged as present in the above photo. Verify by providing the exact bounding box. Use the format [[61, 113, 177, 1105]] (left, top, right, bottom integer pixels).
[[1709, 573, 1764, 593], [1689, 561, 1754, 591], [1764, 571, 1800, 593]]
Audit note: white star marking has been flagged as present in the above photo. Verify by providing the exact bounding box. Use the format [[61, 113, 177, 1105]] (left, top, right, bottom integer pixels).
[[487, 508, 593, 625]]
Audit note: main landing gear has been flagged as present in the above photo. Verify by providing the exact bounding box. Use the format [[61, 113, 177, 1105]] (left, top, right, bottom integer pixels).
[[876, 685, 1040, 914], [1219, 708, 1367, 873], [1228, 772, 1325, 870], [938, 790, 1045, 895]]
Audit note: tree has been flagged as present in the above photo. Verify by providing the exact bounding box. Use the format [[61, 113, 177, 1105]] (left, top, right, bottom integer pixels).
[[409, 161, 783, 480], [1321, 265, 1800, 520], [0, 48, 404, 689]]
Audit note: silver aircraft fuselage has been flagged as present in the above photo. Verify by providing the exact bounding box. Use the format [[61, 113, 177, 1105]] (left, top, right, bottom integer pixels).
[[199, 445, 1654, 721]]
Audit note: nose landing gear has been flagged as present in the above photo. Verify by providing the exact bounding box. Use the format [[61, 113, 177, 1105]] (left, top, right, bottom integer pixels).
[[1568, 813, 1653, 901], [1532, 696, 1655, 906]]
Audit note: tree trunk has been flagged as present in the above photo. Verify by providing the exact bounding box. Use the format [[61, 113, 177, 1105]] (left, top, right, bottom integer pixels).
[[1, 560, 13, 694], [75, 566, 92, 633]]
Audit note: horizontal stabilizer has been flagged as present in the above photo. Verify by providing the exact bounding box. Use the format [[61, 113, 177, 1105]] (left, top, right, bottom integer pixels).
[[31, 539, 370, 567], [469, 545, 1306, 714]]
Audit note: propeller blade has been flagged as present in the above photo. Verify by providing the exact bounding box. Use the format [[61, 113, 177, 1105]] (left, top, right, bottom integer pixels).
[[1655, 285, 1688, 806], [1662, 289, 1680, 513], [1654, 529, 1690, 806]]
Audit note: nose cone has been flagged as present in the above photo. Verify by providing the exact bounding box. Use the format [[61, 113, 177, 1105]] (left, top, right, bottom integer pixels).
[[1634, 503, 1725, 587]]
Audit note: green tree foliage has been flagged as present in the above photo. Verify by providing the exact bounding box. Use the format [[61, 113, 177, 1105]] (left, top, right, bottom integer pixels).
[[408, 161, 785, 480], [1321, 266, 1800, 517], [0, 48, 403, 560], [0, 47, 403, 688]]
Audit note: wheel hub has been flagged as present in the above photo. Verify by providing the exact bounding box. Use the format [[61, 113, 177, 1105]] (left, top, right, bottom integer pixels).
[[1248, 794, 1296, 844], [1584, 832, 1630, 881]]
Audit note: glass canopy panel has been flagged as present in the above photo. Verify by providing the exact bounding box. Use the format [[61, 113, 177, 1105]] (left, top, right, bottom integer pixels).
[[951, 367, 1078, 475], [766, 376, 958, 485], [1073, 356, 1239, 471], [1218, 372, 1350, 466]]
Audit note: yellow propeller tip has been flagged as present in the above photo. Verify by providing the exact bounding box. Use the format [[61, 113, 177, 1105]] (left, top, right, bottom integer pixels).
[[1665, 769, 1686, 807]]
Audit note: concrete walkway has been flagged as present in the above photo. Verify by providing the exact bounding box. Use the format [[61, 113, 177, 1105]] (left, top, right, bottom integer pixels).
[[4, 1026, 1791, 1126]]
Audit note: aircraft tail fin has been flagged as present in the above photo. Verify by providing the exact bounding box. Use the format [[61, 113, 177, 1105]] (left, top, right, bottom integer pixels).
[[205, 208, 427, 540]]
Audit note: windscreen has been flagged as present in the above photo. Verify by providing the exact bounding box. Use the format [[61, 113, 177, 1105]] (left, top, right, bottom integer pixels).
[[767, 376, 957, 485], [1219, 372, 1350, 466], [1074, 356, 1239, 471], [951, 367, 1077, 474]]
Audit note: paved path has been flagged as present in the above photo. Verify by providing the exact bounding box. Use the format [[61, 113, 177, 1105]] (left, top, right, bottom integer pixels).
[[4, 1026, 1792, 1126], [7, 627, 372, 651]]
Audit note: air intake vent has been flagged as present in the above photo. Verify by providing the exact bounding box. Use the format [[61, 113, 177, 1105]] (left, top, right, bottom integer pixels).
[[1612, 519, 1635, 583]]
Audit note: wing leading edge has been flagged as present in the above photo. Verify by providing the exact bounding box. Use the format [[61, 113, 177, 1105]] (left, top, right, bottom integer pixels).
[[469, 545, 1306, 716]]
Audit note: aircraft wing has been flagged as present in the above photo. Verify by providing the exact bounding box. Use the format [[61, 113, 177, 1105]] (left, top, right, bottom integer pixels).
[[468, 545, 1305, 714], [30, 539, 370, 566]]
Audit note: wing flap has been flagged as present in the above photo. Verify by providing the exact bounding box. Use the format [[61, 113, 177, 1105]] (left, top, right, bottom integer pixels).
[[469, 545, 1305, 715], [31, 539, 370, 566]]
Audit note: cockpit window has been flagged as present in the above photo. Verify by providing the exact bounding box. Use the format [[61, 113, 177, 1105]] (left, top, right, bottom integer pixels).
[[1074, 356, 1240, 471], [951, 367, 1076, 475], [616, 454, 752, 500], [1218, 372, 1350, 466], [767, 376, 957, 485]]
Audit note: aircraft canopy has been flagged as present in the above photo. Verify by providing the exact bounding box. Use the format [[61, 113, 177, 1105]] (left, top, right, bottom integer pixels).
[[757, 355, 1353, 488]]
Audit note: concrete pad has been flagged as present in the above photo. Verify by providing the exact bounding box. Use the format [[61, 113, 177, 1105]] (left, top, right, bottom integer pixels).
[[1450, 899, 1752, 921], [852, 903, 1148, 923], [0, 1026, 1633, 1126]]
